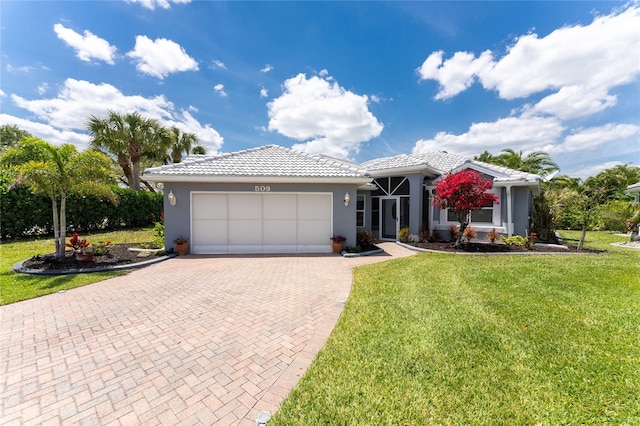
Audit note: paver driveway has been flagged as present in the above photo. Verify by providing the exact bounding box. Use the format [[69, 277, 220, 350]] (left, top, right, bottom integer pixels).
[[1, 243, 414, 425]]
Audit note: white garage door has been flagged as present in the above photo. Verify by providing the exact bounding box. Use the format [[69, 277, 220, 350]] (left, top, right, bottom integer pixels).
[[191, 192, 333, 254]]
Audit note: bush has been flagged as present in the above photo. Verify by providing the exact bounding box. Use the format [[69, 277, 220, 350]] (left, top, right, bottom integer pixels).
[[398, 227, 411, 243], [487, 228, 499, 244], [449, 225, 459, 241], [462, 225, 477, 242], [0, 181, 163, 239], [357, 230, 376, 250], [501, 235, 528, 246]]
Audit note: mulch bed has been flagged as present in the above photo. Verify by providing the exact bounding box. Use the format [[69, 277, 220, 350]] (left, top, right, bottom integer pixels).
[[406, 241, 603, 253], [22, 243, 167, 271]]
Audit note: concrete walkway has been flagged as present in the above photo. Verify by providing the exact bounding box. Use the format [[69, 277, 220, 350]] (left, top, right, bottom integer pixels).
[[0, 243, 414, 425]]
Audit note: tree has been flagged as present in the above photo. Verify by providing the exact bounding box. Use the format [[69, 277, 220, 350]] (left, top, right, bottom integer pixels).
[[190, 145, 207, 155], [0, 124, 32, 153], [495, 149, 559, 175], [88, 111, 168, 190], [433, 169, 500, 248], [1, 137, 117, 260], [167, 126, 200, 163]]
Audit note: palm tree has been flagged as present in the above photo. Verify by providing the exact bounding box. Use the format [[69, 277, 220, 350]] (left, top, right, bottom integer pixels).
[[88, 111, 167, 190], [496, 149, 559, 175], [190, 145, 207, 155], [167, 127, 199, 163], [1, 137, 117, 260]]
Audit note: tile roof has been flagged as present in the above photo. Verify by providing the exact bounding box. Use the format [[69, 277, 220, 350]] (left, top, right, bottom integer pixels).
[[143, 145, 540, 185], [470, 161, 541, 183], [143, 145, 368, 179], [360, 151, 467, 173]]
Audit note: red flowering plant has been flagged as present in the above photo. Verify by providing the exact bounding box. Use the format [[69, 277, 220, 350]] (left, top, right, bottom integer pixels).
[[330, 235, 346, 243], [433, 169, 500, 248], [66, 233, 91, 254]]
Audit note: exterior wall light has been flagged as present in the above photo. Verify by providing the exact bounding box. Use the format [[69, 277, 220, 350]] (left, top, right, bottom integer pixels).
[[168, 190, 176, 206], [344, 192, 350, 207]]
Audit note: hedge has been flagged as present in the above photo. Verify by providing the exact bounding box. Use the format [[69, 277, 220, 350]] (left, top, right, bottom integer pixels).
[[0, 184, 163, 240]]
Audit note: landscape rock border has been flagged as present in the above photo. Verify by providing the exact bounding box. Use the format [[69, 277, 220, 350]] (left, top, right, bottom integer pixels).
[[13, 252, 177, 276]]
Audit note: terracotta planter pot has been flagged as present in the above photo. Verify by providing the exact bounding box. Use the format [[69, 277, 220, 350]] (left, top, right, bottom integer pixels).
[[332, 242, 344, 254], [75, 252, 93, 262], [176, 242, 188, 256]]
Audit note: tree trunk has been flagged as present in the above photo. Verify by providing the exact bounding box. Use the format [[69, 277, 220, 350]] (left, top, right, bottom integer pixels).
[[455, 222, 467, 248], [56, 193, 67, 261], [577, 226, 587, 251], [117, 153, 134, 189], [52, 197, 61, 259], [130, 153, 141, 191]]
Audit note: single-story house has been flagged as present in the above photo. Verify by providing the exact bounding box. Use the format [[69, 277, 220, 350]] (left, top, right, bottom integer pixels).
[[627, 181, 640, 204], [142, 145, 541, 254]]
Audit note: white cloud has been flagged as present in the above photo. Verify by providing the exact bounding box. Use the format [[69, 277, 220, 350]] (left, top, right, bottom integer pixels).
[[213, 83, 227, 97], [548, 123, 640, 155], [525, 86, 617, 120], [413, 115, 564, 158], [126, 35, 198, 79], [6, 64, 36, 73], [418, 5, 640, 102], [37, 83, 49, 95], [53, 23, 117, 64], [260, 86, 268, 98], [160, 110, 223, 154], [0, 89, 6, 97], [0, 113, 90, 148], [126, 0, 191, 10], [211, 60, 227, 70], [260, 64, 273, 73], [267, 72, 383, 159], [572, 161, 625, 180], [417, 50, 493, 100], [4, 78, 223, 151]]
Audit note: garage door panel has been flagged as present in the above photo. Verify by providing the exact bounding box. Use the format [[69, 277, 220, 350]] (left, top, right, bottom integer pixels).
[[298, 194, 330, 219], [263, 219, 297, 244], [192, 220, 228, 246], [228, 219, 262, 245], [264, 195, 296, 219], [229, 195, 262, 219], [298, 219, 331, 244], [192, 194, 227, 219]]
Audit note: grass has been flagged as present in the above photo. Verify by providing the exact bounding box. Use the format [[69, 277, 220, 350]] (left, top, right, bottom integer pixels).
[[271, 231, 640, 425], [0, 227, 155, 305]]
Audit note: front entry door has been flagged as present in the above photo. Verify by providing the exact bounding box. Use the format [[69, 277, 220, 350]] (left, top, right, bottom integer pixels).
[[380, 197, 409, 240], [381, 198, 397, 240]]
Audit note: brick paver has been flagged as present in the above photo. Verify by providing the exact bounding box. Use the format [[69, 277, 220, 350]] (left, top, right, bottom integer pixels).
[[1, 243, 414, 425]]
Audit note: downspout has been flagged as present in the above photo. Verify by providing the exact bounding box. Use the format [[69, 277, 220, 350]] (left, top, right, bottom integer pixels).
[[506, 185, 513, 237]]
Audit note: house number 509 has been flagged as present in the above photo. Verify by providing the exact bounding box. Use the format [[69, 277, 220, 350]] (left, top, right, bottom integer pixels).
[[254, 185, 271, 192]]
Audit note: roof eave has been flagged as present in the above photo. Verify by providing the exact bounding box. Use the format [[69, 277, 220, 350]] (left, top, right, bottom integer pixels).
[[366, 165, 442, 177], [142, 174, 373, 185]]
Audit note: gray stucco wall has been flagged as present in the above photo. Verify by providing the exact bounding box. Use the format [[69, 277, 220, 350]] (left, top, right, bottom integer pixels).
[[512, 186, 533, 236], [162, 181, 359, 252]]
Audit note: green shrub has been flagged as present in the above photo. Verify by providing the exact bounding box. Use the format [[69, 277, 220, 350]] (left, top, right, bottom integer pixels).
[[398, 226, 411, 243], [0, 181, 163, 239], [357, 230, 376, 250], [501, 235, 527, 246]]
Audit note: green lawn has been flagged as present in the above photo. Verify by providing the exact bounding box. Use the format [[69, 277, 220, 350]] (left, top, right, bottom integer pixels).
[[0, 227, 155, 305], [272, 231, 640, 425]]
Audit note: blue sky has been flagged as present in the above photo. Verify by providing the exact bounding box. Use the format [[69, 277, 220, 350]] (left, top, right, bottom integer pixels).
[[1, 0, 638, 178]]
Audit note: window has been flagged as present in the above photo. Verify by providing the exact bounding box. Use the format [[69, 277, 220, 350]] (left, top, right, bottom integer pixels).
[[447, 204, 494, 223], [356, 194, 365, 227], [371, 196, 380, 230]]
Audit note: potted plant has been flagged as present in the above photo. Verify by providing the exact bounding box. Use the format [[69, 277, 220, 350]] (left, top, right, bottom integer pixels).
[[330, 235, 346, 254], [174, 235, 188, 256], [66, 233, 93, 262]]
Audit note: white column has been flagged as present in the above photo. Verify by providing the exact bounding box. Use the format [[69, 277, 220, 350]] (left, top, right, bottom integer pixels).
[[506, 186, 513, 236]]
